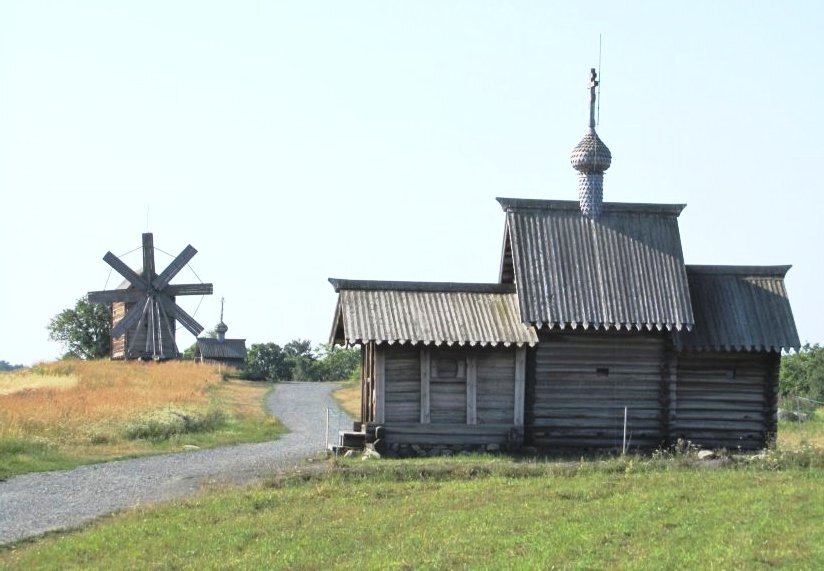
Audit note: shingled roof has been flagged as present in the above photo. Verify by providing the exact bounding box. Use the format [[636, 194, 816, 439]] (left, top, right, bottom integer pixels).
[[675, 266, 800, 353], [329, 279, 538, 347], [497, 198, 694, 332], [195, 338, 247, 360]]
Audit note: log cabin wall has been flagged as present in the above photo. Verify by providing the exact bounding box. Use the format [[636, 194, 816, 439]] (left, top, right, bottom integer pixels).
[[672, 351, 779, 450], [111, 301, 128, 358], [383, 345, 421, 424], [378, 344, 525, 447], [110, 299, 178, 359], [360, 341, 376, 424], [477, 348, 516, 424], [528, 330, 667, 450]]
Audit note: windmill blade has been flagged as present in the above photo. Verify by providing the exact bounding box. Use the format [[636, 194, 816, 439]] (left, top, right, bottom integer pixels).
[[112, 296, 150, 338], [104, 252, 147, 290], [142, 233, 156, 282], [156, 298, 180, 358], [146, 298, 156, 356], [166, 283, 214, 296], [88, 289, 144, 304], [128, 298, 152, 357], [158, 296, 204, 337], [153, 245, 197, 291]]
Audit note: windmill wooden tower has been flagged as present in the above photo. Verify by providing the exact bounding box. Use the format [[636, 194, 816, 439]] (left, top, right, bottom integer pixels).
[[87, 233, 213, 360]]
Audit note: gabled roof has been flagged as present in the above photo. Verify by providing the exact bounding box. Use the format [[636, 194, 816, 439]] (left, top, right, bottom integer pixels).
[[329, 279, 538, 347], [498, 198, 694, 332], [195, 338, 247, 360], [675, 266, 800, 353]]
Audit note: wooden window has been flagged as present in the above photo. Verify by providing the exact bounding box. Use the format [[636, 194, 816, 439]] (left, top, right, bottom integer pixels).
[[432, 357, 466, 380]]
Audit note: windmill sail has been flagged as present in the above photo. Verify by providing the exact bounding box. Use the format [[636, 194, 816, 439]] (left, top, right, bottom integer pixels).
[[87, 233, 212, 360]]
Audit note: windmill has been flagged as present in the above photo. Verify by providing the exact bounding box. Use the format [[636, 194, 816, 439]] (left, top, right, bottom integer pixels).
[[87, 233, 213, 360]]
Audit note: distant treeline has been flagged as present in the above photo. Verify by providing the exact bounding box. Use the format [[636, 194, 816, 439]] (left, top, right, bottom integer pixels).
[[242, 340, 360, 382], [0, 360, 24, 372]]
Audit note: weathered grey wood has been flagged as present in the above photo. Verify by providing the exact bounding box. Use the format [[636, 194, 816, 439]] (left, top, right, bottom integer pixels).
[[528, 330, 665, 449], [672, 351, 772, 449], [111, 298, 149, 339], [664, 350, 678, 445], [514, 346, 526, 426], [155, 297, 179, 358], [158, 296, 204, 336], [142, 233, 156, 282], [152, 245, 198, 291], [125, 298, 151, 355], [103, 251, 146, 289], [466, 354, 477, 425], [87, 290, 144, 304], [420, 347, 431, 424], [165, 283, 214, 296], [375, 346, 385, 424], [384, 422, 515, 445]]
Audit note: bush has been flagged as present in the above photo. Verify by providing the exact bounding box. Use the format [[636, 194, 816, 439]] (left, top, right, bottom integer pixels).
[[124, 408, 225, 441], [781, 344, 824, 403]]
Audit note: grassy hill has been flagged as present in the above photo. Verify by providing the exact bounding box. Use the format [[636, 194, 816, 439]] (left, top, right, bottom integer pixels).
[[0, 360, 283, 479], [2, 451, 823, 569]]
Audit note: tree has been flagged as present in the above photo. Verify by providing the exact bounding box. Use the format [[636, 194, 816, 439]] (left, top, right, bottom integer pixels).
[[47, 297, 111, 360], [283, 339, 317, 381], [243, 339, 361, 382], [317, 344, 361, 382], [780, 344, 824, 403], [245, 343, 291, 381], [0, 360, 24, 372]]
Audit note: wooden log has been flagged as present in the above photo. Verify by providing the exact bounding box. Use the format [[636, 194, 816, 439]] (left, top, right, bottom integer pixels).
[[514, 346, 526, 426], [375, 347, 385, 424], [466, 354, 477, 425], [420, 347, 431, 424]]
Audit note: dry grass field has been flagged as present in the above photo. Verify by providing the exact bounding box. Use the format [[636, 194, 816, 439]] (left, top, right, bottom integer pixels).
[[0, 360, 283, 479], [332, 379, 360, 418]]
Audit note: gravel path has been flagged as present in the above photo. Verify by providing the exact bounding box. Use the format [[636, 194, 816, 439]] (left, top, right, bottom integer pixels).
[[0, 381, 353, 545]]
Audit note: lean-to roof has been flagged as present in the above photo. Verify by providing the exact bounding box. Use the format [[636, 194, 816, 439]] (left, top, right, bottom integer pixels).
[[498, 198, 694, 332], [675, 266, 800, 353], [328, 279, 538, 347]]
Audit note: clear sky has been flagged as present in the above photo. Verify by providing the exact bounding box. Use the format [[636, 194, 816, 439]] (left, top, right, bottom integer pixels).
[[1, 1, 822, 365]]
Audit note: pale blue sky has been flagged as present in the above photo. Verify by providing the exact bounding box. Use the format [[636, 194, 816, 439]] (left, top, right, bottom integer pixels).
[[1, 1, 822, 365]]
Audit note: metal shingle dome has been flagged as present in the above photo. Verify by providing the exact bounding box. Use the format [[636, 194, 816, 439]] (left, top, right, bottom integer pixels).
[[570, 127, 612, 173]]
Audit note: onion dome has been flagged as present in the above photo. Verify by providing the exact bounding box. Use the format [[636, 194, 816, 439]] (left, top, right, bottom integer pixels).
[[215, 320, 228, 342], [216, 297, 228, 342], [570, 128, 612, 173], [570, 69, 611, 218]]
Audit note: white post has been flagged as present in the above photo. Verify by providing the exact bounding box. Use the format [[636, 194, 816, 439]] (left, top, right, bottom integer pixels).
[[325, 408, 330, 451], [622, 406, 628, 455]]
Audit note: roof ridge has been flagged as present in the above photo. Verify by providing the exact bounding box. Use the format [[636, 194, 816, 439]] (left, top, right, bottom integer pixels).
[[328, 278, 516, 294], [687, 265, 792, 277], [496, 197, 686, 216]]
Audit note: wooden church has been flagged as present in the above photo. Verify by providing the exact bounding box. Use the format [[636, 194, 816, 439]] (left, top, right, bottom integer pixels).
[[328, 70, 799, 454], [193, 299, 248, 368]]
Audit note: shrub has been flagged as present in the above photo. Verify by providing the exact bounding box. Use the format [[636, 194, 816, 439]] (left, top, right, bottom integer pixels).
[[124, 408, 225, 441], [781, 344, 824, 402]]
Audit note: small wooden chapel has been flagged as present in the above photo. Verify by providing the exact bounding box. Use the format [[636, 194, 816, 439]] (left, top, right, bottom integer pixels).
[[328, 70, 799, 455]]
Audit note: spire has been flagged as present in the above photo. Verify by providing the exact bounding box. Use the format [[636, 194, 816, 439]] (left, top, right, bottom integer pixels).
[[215, 297, 228, 342], [570, 68, 612, 218]]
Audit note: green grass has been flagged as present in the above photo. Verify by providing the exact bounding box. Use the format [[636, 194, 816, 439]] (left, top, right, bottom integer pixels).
[[3, 453, 824, 569]]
